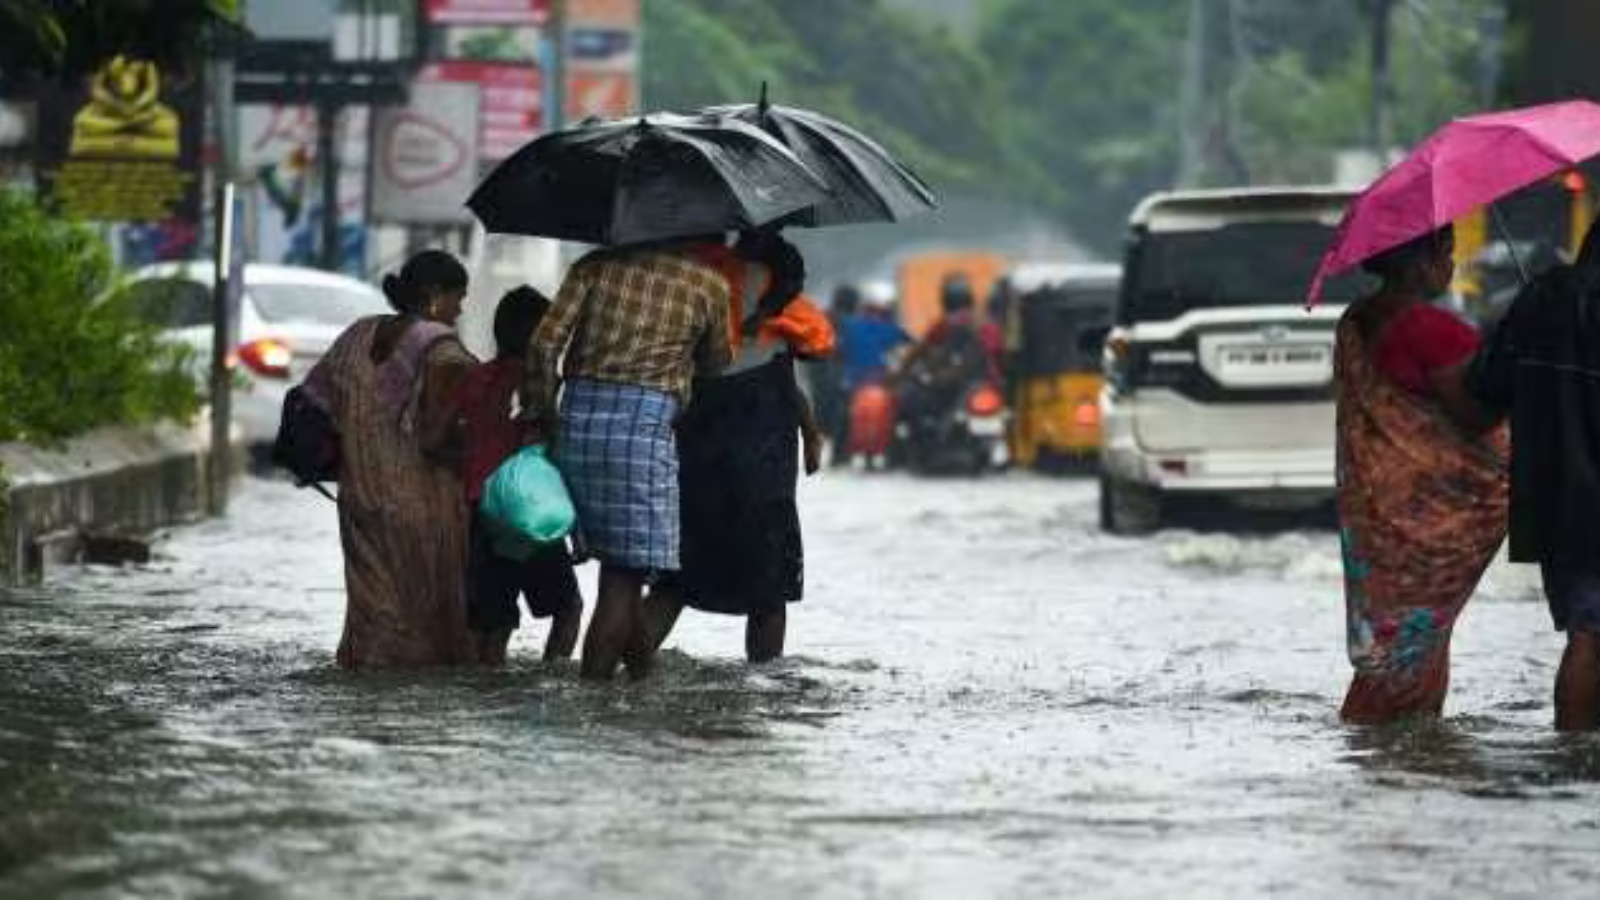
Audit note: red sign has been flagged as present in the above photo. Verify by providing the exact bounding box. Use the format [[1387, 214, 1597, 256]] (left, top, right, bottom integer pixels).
[[425, 0, 547, 25], [420, 62, 542, 162]]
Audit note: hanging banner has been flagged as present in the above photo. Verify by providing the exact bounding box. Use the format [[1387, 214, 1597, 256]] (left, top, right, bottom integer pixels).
[[565, 0, 638, 119], [34, 56, 202, 226], [371, 81, 481, 223]]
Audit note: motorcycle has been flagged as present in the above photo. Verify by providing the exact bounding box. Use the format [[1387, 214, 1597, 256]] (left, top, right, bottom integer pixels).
[[891, 380, 1009, 474]]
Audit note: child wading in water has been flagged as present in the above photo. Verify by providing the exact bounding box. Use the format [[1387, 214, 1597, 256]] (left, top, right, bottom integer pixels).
[[457, 287, 584, 665]]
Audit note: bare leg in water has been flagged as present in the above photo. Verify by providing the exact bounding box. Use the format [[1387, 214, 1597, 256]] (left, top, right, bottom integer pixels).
[[639, 591, 786, 664], [582, 567, 645, 680], [629, 581, 685, 679], [543, 597, 583, 662], [475, 629, 513, 667], [1555, 630, 1600, 731], [746, 608, 786, 663]]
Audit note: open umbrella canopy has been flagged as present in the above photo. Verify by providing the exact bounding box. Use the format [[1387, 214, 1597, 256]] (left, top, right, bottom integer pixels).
[[467, 113, 832, 246], [701, 93, 938, 227], [1306, 99, 1600, 306]]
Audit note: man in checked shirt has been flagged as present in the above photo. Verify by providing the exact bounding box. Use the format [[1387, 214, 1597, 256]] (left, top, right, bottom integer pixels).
[[524, 237, 732, 681]]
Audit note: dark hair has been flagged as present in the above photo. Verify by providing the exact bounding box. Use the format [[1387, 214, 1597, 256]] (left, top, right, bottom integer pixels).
[[381, 250, 468, 316], [941, 274, 975, 314], [494, 286, 550, 359], [1361, 226, 1453, 280], [832, 284, 861, 315]]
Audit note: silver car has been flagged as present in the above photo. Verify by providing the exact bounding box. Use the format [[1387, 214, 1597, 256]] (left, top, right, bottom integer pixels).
[[121, 262, 391, 447]]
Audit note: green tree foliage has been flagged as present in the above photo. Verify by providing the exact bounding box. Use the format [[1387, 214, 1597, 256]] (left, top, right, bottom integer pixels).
[[978, 0, 1186, 249], [642, 0, 1045, 205], [647, 0, 1507, 253], [0, 0, 243, 79], [0, 189, 198, 444]]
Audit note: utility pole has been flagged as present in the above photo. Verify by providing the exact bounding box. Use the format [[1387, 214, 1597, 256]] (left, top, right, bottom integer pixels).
[[1177, 0, 1207, 188], [317, 101, 340, 271], [1368, 0, 1395, 160], [546, 0, 568, 133], [1475, 3, 1506, 107], [207, 50, 238, 515], [1177, 0, 1246, 188]]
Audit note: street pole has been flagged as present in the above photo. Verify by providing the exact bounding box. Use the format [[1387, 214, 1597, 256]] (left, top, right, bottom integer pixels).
[[547, 0, 567, 133], [208, 54, 238, 516], [1369, 0, 1394, 161], [1176, 0, 1205, 189], [208, 179, 236, 517], [317, 101, 340, 271]]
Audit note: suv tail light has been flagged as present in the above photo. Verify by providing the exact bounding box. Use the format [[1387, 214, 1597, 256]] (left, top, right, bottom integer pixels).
[[237, 337, 293, 379]]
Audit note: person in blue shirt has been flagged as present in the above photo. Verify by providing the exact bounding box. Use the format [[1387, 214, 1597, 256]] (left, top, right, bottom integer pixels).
[[839, 299, 913, 393]]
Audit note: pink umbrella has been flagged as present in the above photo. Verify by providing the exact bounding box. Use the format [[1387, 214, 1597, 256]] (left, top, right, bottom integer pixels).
[[1305, 99, 1600, 306]]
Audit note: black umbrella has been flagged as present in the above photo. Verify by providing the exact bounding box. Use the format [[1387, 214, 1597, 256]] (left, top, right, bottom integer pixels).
[[702, 87, 938, 227], [467, 113, 832, 246]]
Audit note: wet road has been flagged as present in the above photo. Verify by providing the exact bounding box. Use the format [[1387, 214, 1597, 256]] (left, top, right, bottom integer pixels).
[[3, 474, 1598, 899]]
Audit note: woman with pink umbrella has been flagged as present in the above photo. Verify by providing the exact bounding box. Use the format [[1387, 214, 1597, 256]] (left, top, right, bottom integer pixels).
[[1315, 100, 1600, 724], [1332, 227, 1508, 724]]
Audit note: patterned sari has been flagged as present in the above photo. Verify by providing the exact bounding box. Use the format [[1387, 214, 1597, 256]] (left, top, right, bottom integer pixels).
[[304, 316, 476, 669], [1335, 302, 1509, 723]]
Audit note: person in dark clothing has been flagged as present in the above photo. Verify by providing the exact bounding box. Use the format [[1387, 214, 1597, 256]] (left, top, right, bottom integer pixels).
[[895, 274, 1000, 421], [1467, 222, 1600, 731], [457, 286, 584, 666], [817, 284, 862, 463]]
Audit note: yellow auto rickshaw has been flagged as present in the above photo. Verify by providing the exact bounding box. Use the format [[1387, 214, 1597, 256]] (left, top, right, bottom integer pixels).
[[1006, 262, 1121, 469]]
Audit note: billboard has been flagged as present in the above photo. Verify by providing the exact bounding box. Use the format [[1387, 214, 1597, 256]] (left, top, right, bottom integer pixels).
[[371, 81, 481, 223], [238, 105, 370, 274], [420, 62, 541, 164], [34, 57, 202, 228]]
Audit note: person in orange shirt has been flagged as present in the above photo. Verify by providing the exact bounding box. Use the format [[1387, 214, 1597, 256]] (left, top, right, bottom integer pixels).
[[638, 230, 835, 665]]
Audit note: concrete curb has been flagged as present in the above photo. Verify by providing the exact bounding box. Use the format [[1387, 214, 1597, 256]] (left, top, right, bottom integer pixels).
[[0, 417, 228, 586]]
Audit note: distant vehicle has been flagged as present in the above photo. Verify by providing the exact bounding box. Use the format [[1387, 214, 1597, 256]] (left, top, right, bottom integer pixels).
[[892, 380, 1009, 475], [119, 262, 390, 449], [1005, 261, 1119, 469], [1097, 187, 1373, 534]]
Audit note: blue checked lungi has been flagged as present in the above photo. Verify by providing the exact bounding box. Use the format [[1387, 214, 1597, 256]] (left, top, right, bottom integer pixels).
[[555, 378, 681, 574]]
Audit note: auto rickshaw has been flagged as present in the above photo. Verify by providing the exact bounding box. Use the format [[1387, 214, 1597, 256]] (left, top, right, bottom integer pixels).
[[1005, 262, 1121, 469]]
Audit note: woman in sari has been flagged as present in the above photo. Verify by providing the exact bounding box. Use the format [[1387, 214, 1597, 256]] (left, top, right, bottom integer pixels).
[[1336, 226, 1509, 723], [302, 250, 478, 669]]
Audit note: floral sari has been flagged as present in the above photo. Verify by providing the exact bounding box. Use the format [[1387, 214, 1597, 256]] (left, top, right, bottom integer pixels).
[[1335, 302, 1509, 722]]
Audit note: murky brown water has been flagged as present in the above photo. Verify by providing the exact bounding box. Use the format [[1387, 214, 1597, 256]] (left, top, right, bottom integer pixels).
[[3, 474, 1599, 899]]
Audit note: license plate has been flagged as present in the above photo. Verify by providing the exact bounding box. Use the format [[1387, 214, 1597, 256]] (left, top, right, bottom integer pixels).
[[1221, 345, 1328, 368], [967, 416, 1005, 437]]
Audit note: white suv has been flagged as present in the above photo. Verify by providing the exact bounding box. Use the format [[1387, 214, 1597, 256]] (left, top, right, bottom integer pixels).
[[1097, 187, 1373, 534]]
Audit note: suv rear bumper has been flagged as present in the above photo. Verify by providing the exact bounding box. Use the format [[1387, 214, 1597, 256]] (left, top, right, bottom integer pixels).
[[1101, 394, 1335, 493]]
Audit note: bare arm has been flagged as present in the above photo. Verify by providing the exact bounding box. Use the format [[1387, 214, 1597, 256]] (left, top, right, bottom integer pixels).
[[791, 371, 823, 475]]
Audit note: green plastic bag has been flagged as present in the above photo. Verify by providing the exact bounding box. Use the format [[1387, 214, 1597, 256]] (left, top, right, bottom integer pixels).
[[479, 446, 575, 560]]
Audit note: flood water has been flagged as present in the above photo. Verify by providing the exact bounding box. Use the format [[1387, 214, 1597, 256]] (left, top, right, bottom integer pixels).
[[3, 474, 1599, 899]]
